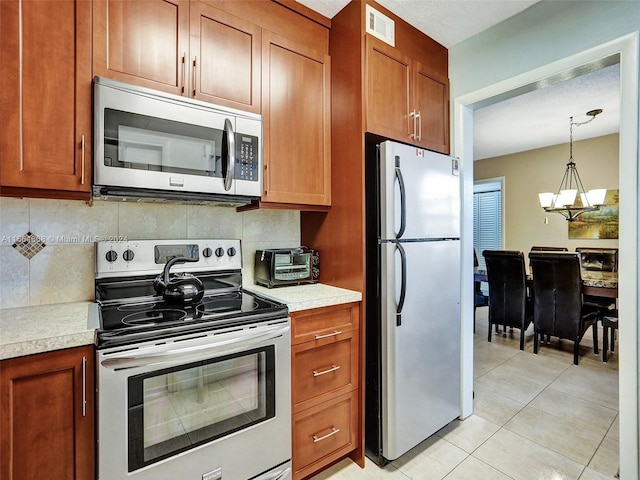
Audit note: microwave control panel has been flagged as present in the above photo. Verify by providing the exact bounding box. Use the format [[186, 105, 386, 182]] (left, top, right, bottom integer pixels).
[[236, 134, 259, 182]]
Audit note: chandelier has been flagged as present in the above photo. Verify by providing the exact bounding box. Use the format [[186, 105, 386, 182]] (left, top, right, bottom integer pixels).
[[538, 109, 606, 222]]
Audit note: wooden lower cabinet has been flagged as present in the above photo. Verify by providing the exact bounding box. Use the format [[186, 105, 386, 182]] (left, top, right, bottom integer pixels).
[[0, 346, 95, 480], [292, 391, 358, 479], [290, 302, 361, 479]]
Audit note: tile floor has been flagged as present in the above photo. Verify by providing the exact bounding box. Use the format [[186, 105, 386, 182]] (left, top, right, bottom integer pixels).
[[311, 307, 619, 480]]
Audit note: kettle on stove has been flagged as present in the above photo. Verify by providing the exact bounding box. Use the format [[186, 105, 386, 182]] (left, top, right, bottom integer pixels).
[[153, 257, 205, 304]]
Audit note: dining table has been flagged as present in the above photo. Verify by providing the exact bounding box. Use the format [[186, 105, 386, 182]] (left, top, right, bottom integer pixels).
[[473, 268, 618, 299]]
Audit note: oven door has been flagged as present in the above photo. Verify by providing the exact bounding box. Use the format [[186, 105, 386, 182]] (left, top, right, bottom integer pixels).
[[97, 320, 290, 480]]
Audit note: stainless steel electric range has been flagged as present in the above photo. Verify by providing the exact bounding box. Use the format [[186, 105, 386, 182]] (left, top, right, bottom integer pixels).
[[93, 239, 291, 480]]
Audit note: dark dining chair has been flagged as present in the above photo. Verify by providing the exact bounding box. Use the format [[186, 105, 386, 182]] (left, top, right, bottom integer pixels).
[[602, 310, 618, 362], [474, 249, 489, 332], [482, 250, 532, 350], [575, 247, 618, 313], [528, 252, 601, 365], [575, 247, 618, 272], [528, 246, 568, 271], [530, 246, 569, 252]]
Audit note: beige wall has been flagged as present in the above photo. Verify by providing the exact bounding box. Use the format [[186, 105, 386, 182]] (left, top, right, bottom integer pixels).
[[474, 133, 619, 257], [0, 198, 300, 309]]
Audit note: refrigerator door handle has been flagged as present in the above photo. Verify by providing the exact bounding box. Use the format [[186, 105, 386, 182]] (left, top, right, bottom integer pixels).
[[394, 156, 407, 239], [396, 242, 407, 326]]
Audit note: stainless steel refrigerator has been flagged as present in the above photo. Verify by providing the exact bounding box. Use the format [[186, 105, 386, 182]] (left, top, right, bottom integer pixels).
[[365, 138, 461, 466]]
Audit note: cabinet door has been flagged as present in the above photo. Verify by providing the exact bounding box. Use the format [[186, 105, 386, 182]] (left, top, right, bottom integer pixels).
[[93, 0, 189, 95], [0, 0, 91, 195], [191, 3, 261, 112], [413, 61, 450, 154], [262, 31, 331, 206], [0, 346, 95, 480], [365, 36, 411, 143]]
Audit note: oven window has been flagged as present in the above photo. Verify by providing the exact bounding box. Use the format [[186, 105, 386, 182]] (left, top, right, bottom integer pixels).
[[127, 346, 275, 472], [104, 108, 224, 178]]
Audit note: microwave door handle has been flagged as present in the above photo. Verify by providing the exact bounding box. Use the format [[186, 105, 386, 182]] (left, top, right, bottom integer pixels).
[[223, 118, 235, 191]]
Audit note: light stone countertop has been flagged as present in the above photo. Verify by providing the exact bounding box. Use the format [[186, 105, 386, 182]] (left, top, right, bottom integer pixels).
[[0, 301, 96, 360], [0, 284, 361, 360], [245, 283, 362, 312]]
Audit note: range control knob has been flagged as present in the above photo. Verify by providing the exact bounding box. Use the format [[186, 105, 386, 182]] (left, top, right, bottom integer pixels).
[[227, 247, 237, 257], [105, 250, 118, 263], [122, 249, 135, 262], [215, 247, 225, 258], [202, 247, 213, 258]]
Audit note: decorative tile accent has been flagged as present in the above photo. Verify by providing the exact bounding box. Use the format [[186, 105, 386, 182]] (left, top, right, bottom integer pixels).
[[12, 232, 46, 259]]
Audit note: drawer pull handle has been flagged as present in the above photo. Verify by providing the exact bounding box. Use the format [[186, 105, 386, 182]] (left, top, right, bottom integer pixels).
[[312, 426, 340, 443], [313, 364, 341, 377], [315, 330, 342, 340]]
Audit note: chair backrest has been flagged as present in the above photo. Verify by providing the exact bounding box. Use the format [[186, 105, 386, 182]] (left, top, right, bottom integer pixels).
[[482, 250, 527, 327], [530, 246, 569, 252], [528, 252, 583, 339], [529, 246, 568, 270], [575, 247, 618, 272]]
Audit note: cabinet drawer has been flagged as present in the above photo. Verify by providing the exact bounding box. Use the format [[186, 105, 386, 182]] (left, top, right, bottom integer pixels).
[[291, 303, 359, 345], [292, 330, 358, 412], [292, 391, 358, 479]]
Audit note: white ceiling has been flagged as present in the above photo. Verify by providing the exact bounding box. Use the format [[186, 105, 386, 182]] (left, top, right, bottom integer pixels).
[[474, 63, 620, 159], [296, 0, 621, 159], [296, 0, 540, 48]]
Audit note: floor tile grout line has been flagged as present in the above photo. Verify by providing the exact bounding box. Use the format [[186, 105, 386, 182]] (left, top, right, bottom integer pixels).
[[501, 403, 606, 467]]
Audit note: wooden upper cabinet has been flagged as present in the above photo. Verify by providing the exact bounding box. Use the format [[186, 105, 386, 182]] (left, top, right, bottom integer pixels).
[[94, 0, 261, 112], [261, 31, 331, 206], [191, 3, 261, 112], [365, 35, 450, 154], [413, 61, 449, 153], [93, 0, 189, 95], [365, 36, 411, 143], [0, 0, 92, 197]]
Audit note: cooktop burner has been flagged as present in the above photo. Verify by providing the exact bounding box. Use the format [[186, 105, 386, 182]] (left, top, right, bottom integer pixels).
[[121, 308, 189, 326]]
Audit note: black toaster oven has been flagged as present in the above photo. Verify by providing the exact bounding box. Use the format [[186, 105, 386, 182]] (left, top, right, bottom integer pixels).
[[254, 247, 319, 288]]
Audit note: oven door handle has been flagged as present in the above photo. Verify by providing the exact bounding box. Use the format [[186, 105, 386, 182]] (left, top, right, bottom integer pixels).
[[100, 324, 289, 371]]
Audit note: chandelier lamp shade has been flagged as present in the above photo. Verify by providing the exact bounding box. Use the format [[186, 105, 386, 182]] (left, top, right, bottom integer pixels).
[[538, 109, 606, 222]]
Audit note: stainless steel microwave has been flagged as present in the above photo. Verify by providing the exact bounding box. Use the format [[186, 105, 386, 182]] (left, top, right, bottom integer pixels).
[[93, 76, 262, 204]]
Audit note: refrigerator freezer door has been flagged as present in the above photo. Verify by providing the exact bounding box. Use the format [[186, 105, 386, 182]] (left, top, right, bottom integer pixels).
[[379, 141, 460, 241], [380, 239, 461, 461]]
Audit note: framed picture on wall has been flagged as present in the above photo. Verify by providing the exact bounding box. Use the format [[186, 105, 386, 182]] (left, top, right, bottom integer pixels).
[[568, 189, 619, 239]]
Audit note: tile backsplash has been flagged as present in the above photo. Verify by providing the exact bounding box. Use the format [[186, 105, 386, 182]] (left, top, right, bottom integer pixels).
[[0, 197, 300, 309]]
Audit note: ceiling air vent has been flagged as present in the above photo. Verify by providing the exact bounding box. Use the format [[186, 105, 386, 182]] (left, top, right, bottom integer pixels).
[[366, 4, 395, 47]]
